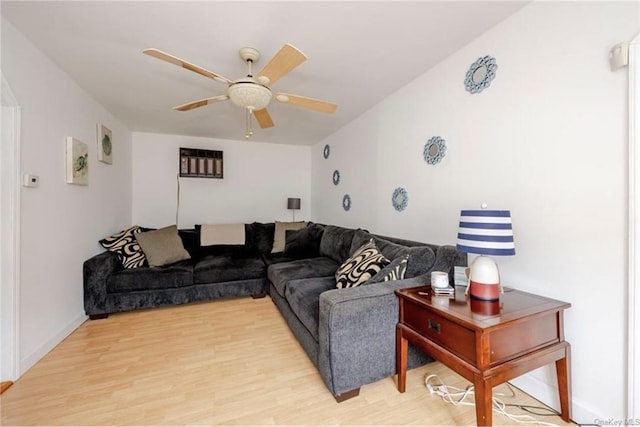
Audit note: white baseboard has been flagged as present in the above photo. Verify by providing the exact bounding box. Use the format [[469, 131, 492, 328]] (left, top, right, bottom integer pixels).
[[19, 311, 87, 377], [510, 373, 601, 425]]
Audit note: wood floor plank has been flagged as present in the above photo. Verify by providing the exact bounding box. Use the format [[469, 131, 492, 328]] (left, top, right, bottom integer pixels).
[[0, 297, 574, 426]]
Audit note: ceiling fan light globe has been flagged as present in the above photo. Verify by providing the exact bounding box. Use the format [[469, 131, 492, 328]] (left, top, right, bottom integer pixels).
[[228, 81, 272, 111]]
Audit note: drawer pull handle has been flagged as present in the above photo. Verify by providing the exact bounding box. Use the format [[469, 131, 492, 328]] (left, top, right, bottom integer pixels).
[[428, 319, 441, 334]]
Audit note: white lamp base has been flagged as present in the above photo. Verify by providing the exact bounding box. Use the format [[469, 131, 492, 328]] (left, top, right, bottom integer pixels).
[[465, 255, 503, 301]]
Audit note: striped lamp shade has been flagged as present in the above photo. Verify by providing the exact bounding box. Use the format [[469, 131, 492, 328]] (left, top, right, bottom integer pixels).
[[456, 209, 515, 256]]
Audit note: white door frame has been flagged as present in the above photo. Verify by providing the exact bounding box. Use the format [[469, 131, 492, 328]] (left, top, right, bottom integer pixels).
[[1, 72, 21, 382], [628, 33, 639, 420]]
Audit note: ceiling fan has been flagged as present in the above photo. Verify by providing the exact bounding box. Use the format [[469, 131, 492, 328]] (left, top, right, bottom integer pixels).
[[143, 44, 338, 139]]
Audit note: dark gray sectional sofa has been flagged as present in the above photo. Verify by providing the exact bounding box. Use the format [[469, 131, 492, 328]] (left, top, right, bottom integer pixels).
[[83, 221, 466, 401]]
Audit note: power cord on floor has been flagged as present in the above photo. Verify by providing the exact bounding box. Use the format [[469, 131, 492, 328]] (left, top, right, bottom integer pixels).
[[424, 374, 560, 427]]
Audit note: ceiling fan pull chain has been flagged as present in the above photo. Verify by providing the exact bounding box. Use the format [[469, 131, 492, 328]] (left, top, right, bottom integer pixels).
[[245, 108, 254, 139]]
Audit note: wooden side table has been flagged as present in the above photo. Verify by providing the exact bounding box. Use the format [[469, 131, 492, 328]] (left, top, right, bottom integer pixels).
[[395, 285, 571, 426]]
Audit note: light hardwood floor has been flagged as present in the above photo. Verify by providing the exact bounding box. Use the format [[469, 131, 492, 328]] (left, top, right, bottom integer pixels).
[[0, 297, 573, 426]]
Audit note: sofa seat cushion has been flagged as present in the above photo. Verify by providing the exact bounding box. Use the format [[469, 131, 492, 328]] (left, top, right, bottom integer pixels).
[[107, 260, 193, 292], [284, 277, 336, 341], [194, 255, 266, 284], [262, 252, 298, 267], [268, 257, 340, 297]]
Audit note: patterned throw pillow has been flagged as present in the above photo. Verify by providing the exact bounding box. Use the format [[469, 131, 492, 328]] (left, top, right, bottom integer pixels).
[[99, 226, 147, 269], [364, 255, 409, 285], [335, 239, 389, 288]]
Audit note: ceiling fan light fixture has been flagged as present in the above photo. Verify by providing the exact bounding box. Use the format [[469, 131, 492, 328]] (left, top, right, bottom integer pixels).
[[228, 80, 272, 111]]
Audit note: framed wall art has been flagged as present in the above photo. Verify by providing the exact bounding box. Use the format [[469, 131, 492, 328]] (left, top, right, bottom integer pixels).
[[97, 124, 113, 164], [179, 147, 223, 178], [66, 137, 88, 185]]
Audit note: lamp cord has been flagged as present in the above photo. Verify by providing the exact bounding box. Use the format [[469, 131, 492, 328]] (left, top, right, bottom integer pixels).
[[176, 173, 180, 226]]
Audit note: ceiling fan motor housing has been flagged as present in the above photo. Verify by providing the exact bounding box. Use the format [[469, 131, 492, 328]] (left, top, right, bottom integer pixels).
[[227, 78, 272, 111]]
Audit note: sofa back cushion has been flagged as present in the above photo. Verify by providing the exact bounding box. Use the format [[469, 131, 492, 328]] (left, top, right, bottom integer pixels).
[[350, 229, 436, 278], [283, 223, 324, 259], [252, 222, 275, 255], [319, 225, 356, 263], [272, 221, 308, 253]]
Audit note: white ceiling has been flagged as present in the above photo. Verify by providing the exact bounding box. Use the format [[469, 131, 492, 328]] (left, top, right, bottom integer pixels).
[[1, 1, 528, 145]]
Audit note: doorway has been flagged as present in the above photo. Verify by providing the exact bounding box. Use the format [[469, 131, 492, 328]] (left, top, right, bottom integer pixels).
[[1, 73, 21, 383], [629, 34, 639, 419]]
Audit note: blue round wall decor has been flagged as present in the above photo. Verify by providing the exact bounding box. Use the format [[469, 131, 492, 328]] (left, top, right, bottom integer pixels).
[[392, 187, 408, 212], [423, 136, 447, 165], [342, 194, 352, 211], [323, 144, 330, 159], [464, 56, 498, 94], [332, 170, 340, 185]]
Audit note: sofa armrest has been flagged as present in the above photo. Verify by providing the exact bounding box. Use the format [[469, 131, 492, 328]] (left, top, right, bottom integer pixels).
[[317, 275, 430, 396], [83, 251, 120, 316]]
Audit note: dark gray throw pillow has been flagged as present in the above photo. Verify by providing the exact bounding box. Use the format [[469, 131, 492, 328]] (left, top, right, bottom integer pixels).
[[283, 224, 324, 259]]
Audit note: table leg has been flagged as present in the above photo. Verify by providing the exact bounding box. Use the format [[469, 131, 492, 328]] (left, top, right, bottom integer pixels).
[[556, 344, 572, 422], [396, 325, 408, 393], [473, 375, 492, 426]]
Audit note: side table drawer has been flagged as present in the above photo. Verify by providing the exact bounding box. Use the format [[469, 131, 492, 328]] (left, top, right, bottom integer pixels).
[[403, 299, 476, 364], [489, 312, 561, 365]]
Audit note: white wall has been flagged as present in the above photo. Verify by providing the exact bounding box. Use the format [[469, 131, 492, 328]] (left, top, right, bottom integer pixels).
[[132, 133, 311, 228], [1, 18, 133, 375], [312, 2, 638, 423]]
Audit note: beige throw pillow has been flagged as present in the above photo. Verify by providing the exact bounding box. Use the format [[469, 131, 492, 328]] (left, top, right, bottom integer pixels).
[[135, 225, 191, 267], [272, 221, 308, 253]]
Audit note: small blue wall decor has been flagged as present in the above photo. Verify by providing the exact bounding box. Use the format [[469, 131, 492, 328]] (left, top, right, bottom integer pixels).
[[342, 194, 352, 211], [392, 187, 408, 212], [333, 170, 340, 185], [464, 56, 498, 94], [323, 144, 330, 159], [423, 136, 446, 165]]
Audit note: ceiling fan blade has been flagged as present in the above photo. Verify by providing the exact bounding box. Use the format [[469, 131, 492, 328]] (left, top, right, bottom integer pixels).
[[173, 95, 229, 111], [253, 108, 274, 128], [275, 93, 337, 114], [143, 48, 232, 85], [257, 44, 307, 86]]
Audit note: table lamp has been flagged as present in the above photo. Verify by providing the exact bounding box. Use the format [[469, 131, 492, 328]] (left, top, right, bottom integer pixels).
[[456, 207, 515, 301], [287, 197, 301, 221]]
